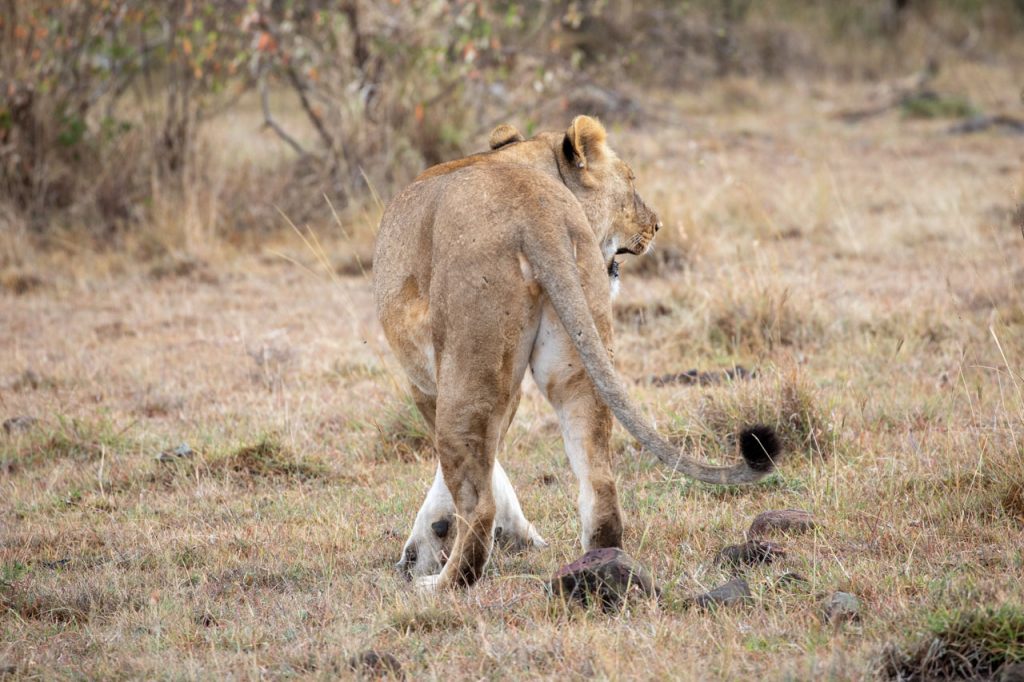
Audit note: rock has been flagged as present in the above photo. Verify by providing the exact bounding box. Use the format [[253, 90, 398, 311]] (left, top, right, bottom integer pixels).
[[155, 443, 195, 463], [747, 509, 816, 538], [716, 540, 785, 568], [690, 577, 753, 610], [347, 650, 404, 679], [2, 416, 38, 435], [821, 591, 861, 624], [547, 547, 658, 610]]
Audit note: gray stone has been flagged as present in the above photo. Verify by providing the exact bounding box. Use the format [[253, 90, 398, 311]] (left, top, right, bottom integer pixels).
[[690, 577, 753, 610], [748, 509, 816, 538], [155, 443, 195, 463], [547, 547, 658, 610], [821, 591, 861, 624]]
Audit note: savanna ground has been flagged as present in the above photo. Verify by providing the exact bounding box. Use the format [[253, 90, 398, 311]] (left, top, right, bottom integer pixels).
[[3, 62, 1024, 679]]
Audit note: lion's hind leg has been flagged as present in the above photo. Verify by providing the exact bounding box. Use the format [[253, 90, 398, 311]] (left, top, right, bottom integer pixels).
[[425, 379, 510, 590], [530, 303, 623, 552]]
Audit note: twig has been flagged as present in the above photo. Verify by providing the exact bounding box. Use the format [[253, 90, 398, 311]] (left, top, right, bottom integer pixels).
[[258, 66, 307, 157], [283, 63, 336, 156], [834, 60, 940, 124], [948, 114, 1024, 136]]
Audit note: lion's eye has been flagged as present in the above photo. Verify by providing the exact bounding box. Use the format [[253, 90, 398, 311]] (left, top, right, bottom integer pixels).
[[431, 519, 450, 538]]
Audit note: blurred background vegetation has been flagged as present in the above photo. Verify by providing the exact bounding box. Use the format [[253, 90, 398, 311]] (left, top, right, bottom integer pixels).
[[1, 0, 1022, 259]]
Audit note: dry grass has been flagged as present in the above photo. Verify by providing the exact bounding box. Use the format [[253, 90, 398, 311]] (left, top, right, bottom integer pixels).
[[2, 60, 1023, 680]]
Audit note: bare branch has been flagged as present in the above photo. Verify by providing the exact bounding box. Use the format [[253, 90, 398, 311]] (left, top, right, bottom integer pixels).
[[283, 63, 335, 157], [258, 67, 307, 157]]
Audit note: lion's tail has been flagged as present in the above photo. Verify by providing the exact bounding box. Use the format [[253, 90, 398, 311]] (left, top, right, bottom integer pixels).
[[523, 228, 779, 486]]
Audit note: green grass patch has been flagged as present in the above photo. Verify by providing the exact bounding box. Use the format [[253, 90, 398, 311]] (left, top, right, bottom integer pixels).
[[210, 436, 330, 482], [0, 416, 138, 472], [901, 92, 978, 120], [2, 562, 29, 584], [879, 605, 1024, 680], [371, 396, 431, 462], [665, 367, 839, 461], [388, 605, 464, 634]]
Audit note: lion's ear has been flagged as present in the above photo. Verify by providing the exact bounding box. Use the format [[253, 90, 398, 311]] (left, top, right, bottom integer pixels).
[[489, 123, 524, 150], [562, 115, 607, 170]]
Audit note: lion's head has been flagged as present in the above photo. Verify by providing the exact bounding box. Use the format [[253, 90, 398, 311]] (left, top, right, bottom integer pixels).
[[466, 116, 659, 266], [553, 116, 662, 262], [486, 117, 661, 264]]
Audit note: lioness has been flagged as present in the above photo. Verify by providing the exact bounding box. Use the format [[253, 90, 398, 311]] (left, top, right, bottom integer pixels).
[[374, 116, 778, 590]]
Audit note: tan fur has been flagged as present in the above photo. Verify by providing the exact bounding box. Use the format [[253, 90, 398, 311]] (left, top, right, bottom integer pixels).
[[374, 116, 772, 590]]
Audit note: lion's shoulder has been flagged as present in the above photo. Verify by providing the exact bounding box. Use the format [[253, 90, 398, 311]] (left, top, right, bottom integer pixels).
[[414, 127, 564, 184]]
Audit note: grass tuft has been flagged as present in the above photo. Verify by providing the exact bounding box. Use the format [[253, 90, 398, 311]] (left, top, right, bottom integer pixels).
[[680, 366, 838, 460], [373, 397, 432, 462], [1, 417, 135, 471], [901, 92, 978, 120], [707, 283, 823, 356], [388, 605, 464, 634], [1, 578, 144, 625], [212, 437, 329, 481], [879, 606, 1024, 680], [1002, 479, 1024, 525], [0, 268, 47, 295]]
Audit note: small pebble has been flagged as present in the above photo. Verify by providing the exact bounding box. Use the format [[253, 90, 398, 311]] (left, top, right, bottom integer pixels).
[[155, 443, 195, 463], [821, 591, 861, 624]]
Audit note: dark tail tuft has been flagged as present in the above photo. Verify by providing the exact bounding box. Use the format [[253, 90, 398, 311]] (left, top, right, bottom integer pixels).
[[739, 425, 780, 472]]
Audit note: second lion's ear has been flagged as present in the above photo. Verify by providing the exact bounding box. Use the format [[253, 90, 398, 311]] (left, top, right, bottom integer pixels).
[[562, 115, 607, 170], [489, 123, 524, 150]]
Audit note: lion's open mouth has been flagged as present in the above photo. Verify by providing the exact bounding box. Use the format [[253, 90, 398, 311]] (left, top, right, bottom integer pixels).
[[616, 241, 652, 256]]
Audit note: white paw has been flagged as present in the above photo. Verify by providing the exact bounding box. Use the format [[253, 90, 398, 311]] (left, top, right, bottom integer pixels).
[[414, 574, 443, 592], [530, 527, 549, 549]]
